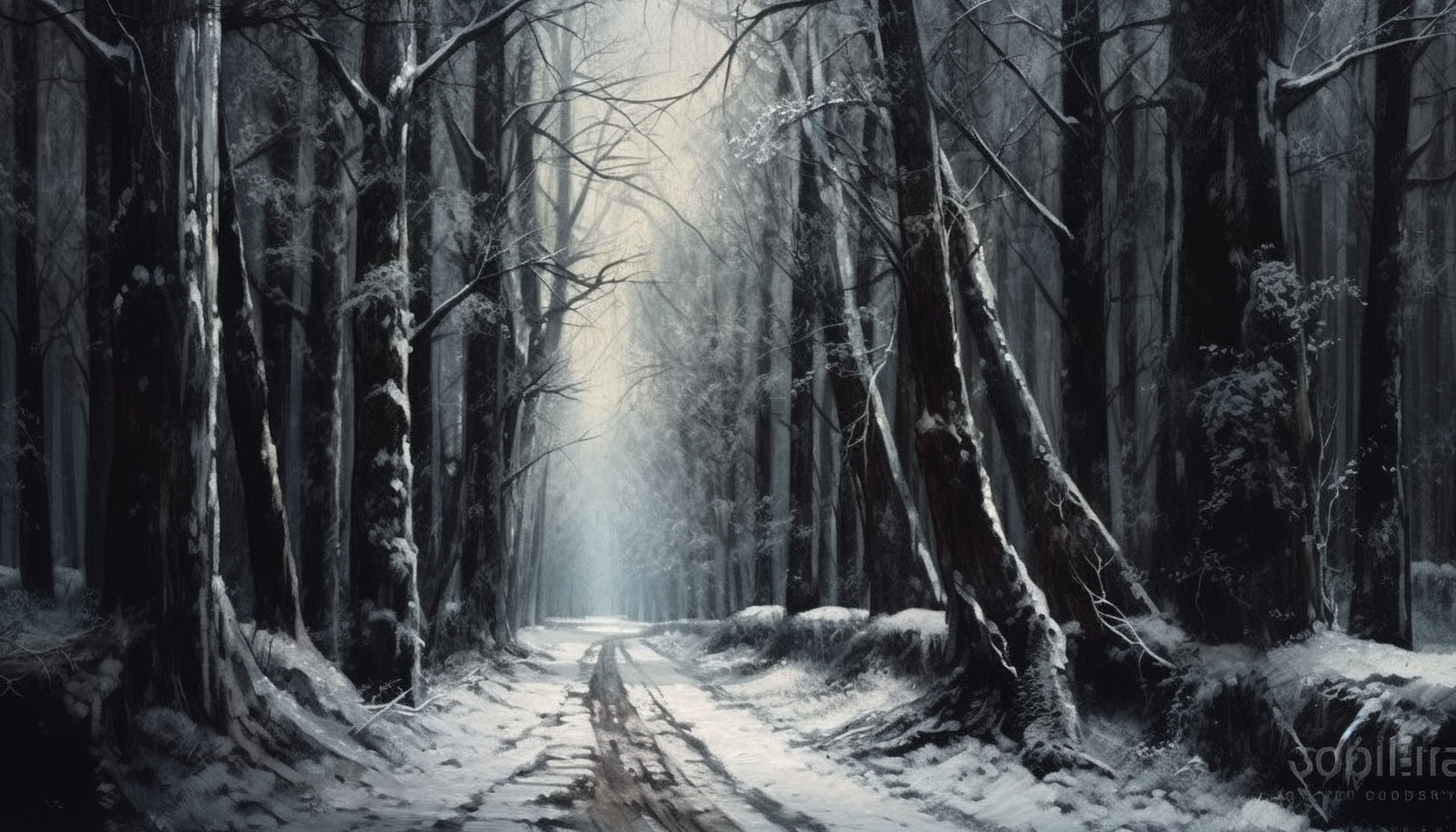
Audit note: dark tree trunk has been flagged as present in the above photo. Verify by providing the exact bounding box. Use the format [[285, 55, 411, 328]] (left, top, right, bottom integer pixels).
[[96, 0, 226, 719], [82, 0, 127, 593], [260, 90, 299, 482], [12, 12, 53, 600], [219, 129, 304, 637], [407, 16, 437, 590], [457, 27, 514, 653], [1058, 0, 1110, 520], [299, 98, 346, 645], [346, 0, 423, 700], [876, 0, 1081, 771], [752, 241, 776, 606], [786, 74, 824, 615], [816, 187, 925, 614], [1160, 1, 1320, 646], [1349, 0, 1414, 648], [944, 173, 1158, 639]]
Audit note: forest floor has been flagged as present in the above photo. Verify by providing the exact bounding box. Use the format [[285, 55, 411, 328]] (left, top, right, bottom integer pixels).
[[104, 614, 1335, 832]]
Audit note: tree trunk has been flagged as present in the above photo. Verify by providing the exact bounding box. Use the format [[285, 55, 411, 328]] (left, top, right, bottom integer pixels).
[[1349, 0, 1414, 648], [299, 95, 346, 649], [786, 60, 824, 614], [876, 0, 1081, 771], [1161, 1, 1320, 646], [457, 26, 514, 654], [82, 0, 128, 593], [98, 0, 226, 719], [219, 129, 304, 638], [1057, 0, 1110, 521], [12, 11, 54, 601], [408, 14, 437, 591], [944, 167, 1159, 640], [346, 0, 423, 700]]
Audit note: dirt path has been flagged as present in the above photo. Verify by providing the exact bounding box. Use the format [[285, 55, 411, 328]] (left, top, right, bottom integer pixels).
[[586, 639, 746, 832]]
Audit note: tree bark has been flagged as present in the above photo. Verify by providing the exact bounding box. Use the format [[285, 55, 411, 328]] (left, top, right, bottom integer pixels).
[[298, 94, 346, 648], [219, 129, 304, 638], [12, 10, 54, 601], [876, 0, 1082, 771], [345, 0, 424, 700], [457, 25, 515, 654], [786, 51, 824, 614], [1349, 0, 1414, 649], [407, 13, 438, 591], [1159, 0, 1321, 646], [82, 0, 128, 593], [943, 166, 1159, 640], [95, 0, 227, 719], [1057, 0, 1110, 521]]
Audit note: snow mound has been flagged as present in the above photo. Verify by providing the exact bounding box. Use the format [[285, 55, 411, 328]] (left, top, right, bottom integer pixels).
[[705, 604, 785, 653], [765, 606, 870, 663], [834, 608, 948, 679]]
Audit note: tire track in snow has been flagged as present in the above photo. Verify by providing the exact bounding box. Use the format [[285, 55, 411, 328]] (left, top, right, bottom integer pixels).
[[587, 639, 747, 832]]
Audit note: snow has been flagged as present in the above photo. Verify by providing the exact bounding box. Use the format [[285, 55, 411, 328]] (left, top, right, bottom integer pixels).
[[645, 621, 1294, 832]]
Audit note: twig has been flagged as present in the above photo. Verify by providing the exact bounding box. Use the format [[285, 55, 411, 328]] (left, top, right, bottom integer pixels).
[[351, 686, 412, 735]]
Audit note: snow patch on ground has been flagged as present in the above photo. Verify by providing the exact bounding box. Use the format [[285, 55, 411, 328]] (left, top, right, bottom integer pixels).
[[649, 619, 1313, 832]]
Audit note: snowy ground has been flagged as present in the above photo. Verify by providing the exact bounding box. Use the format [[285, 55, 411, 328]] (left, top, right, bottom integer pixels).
[[86, 613, 1452, 830], [639, 625, 1313, 832]]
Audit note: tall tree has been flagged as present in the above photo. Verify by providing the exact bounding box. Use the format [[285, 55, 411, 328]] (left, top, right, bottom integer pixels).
[[300, 0, 536, 696], [219, 128, 305, 637], [42, 0, 231, 719], [876, 0, 1083, 772], [785, 31, 825, 614], [1057, 0, 1110, 520], [298, 92, 347, 647], [1349, 0, 1416, 648], [12, 6, 54, 600], [1159, 0, 1321, 646]]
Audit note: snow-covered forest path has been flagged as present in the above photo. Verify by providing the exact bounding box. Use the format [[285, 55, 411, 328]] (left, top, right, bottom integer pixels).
[[296, 618, 976, 832]]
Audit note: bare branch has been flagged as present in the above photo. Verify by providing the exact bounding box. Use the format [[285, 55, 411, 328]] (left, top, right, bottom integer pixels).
[[931, 91, 1073, 245], [33, 0, 132, 86], [411, 254, 561, 346], [411, 0, 538, 91], [294, 22, 382, 124]]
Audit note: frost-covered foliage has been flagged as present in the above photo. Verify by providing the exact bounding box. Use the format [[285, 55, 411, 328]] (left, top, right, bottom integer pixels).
[[1192, 358, 1299, 515], [1244, 260, 1353, 344], [729, 76, 870, 165], [341, 259, 412, 317], [1193, 260, 1349, 520]]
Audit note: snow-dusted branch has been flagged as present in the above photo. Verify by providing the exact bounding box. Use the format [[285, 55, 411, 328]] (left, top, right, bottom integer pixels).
[[33, 0, 133, 86], [295, 23, 383, 124], [931, 91, 1073, 245], [955, 4, 1075, 136], [411, 0, 539, 91], [1273, 28, 1453, 122], [410, 254, 562, 347]]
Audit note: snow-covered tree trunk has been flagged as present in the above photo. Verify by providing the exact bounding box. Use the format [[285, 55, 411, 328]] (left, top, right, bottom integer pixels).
[[88, 0, 225, 716], [876, 0, 1082, 772], [407, 9, 438, 592], [219, 129, 304, 638], [345, 0, 424, 700], [1349, 0, 1414, 648], [12, 9, 54, 601], [943, 169, 1159, 641]]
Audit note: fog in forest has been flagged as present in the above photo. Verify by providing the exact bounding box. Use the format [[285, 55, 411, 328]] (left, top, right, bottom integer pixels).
[[3, 0, 1456, 830]]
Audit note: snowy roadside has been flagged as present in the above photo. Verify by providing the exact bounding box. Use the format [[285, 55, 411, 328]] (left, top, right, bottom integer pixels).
[[642, 614, 1315, 832], [117, 622, 615, 831]]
